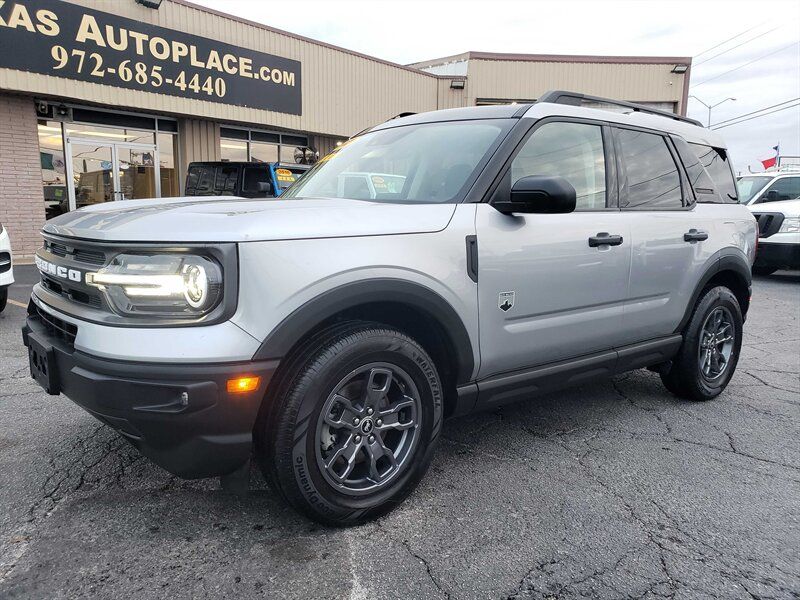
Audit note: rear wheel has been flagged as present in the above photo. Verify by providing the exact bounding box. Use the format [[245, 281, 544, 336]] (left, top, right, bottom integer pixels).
[[255, 322, 443, 525], [660, 286, 743, 401]]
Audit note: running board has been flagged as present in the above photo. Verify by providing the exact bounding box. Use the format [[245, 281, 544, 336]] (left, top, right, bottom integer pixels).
[[457, 335, 682, 413]]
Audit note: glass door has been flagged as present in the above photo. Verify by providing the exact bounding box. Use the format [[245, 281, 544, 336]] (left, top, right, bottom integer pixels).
[[116, 143, 159, 201], [65, 139, 160, 209], [66, 140, 114, 210]]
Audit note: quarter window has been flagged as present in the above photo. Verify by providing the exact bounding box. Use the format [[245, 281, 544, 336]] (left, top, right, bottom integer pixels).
[[511, 122, 607, 210], [618, 129, 683, 209], [689, 143, 738, 202]]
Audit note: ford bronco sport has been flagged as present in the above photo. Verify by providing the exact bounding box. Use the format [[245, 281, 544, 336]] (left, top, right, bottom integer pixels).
[[22, 92, 757, 525]]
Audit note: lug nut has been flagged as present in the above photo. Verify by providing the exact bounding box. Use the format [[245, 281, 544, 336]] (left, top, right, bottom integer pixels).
[[355, 435, 362, 443], [367, 407, 374, 415], [376, 419, 383, 427], [368, 435, 375, 443], [353, 417, 360, 425]]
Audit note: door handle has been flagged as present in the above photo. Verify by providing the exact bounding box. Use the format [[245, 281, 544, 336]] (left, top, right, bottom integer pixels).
[[684, 229, 708, 242], [588, 232, 624, 247]]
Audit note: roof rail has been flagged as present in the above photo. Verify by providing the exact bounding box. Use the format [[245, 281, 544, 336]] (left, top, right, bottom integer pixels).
[[537, 90, 704, 127]]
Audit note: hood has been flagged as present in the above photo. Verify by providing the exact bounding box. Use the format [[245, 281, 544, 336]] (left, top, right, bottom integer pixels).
[[43, 196, 457, 243], [747, 199, 800, 215]]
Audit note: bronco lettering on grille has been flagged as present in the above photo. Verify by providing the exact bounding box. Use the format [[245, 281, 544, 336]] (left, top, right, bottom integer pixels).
[[35, 255, 83, 283]]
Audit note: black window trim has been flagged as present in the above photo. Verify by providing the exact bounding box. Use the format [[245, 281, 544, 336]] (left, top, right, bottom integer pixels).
[[613, 123, 693, 212], [479, 116, 620, 212]]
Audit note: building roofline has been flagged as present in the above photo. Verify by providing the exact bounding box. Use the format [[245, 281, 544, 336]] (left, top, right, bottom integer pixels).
[[170, 0, 441, 78], [409, 50, 692, 68]]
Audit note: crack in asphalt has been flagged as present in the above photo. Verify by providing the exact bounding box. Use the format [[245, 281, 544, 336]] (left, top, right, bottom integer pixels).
[[400, 540, 452, 599]]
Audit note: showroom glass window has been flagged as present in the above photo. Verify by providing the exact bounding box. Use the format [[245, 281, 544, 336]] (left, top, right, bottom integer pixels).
[[617, 129, 683, 209], [511, 121, 607, 210], [38, 120, 68, 219]]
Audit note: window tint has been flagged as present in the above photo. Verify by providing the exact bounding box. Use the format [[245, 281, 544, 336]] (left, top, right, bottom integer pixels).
[[689, 143, 738, 202], [213, 166, 238, 195], [760, 177, 800, 203], [618, 129, 683, 209], [736, 176, 771, 204], [673, 137, 714, 202], [242, 167, 271, 196], [511, 122, 607, 210], [185, 165, 214, 196]]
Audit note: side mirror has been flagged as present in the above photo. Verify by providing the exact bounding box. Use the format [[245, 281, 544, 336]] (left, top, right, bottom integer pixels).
[[765, 189, 780, 202], [492, 175, 576, 215]]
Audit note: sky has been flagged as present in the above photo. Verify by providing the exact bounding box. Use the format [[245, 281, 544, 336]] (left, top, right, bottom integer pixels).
[[192, 0, 800, 173]]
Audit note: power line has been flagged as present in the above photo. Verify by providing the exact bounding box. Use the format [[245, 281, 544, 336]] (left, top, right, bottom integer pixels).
[[694, 23, 768, 58], [691, 41, 800, 88], [710, 98, 800, 127], [711, 102, 800, 130], [694, 26, 781, 66]]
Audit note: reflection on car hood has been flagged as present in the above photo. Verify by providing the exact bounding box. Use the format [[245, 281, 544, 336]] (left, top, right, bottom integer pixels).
[[42, 196, 457, 242], [746, 199, 800, 215]]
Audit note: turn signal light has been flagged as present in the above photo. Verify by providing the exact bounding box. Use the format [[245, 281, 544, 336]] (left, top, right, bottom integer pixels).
[[227, 376, 261, 394]]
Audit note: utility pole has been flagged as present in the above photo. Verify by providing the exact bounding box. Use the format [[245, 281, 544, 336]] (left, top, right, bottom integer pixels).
[[689, 95, 736, 127]]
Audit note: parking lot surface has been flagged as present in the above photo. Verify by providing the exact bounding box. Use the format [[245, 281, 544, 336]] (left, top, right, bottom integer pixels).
[[0, 266, 798, 599]]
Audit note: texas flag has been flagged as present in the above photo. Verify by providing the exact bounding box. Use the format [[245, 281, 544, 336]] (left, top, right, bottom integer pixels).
[[761, 145, 780, 170]]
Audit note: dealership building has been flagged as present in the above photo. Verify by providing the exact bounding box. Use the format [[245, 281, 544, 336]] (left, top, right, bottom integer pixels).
[[0, 0, 691, 259]]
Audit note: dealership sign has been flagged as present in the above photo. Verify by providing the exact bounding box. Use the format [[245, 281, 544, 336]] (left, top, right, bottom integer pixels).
[[0, 0, 302, 114]]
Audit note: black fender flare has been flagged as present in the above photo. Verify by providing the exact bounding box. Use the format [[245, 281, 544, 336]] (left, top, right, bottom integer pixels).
[[675, 248, 752, 333], [252, 278, 476, 384]]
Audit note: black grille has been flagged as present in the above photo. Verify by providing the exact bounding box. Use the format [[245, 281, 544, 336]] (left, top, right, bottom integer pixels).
[[0, 252, 10, 274], [43, 239, 106, 266], [752, 212, 784, 238], [41, 274, 102, 308], [33, 304, 78, 347]]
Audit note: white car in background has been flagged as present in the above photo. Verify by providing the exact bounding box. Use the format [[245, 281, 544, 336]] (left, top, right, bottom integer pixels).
[[747, 198, 800, 275], [0, 222, 13, 312], [736, 170, 800, 206]]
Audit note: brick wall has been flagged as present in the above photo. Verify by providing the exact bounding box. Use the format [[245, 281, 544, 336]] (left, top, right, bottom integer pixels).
[[0, 93, 45, 262]]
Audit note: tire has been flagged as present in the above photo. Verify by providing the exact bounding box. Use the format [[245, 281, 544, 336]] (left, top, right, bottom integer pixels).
[[255, 321, 443, 526], [0, 287, 7, 313], [660, 286, 743, 401], [752, 266, 777, 276]]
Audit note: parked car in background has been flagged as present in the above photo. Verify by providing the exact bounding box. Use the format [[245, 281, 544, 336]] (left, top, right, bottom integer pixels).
[[0, 222, 13, 313], [736, 169, 800, 206], [184, 162, 309, 198], [23, 92, 756, 525], [747, 198, 800, 275]]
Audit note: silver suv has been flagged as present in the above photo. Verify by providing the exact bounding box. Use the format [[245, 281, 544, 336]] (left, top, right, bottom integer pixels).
[[22, 92, 757, 525]]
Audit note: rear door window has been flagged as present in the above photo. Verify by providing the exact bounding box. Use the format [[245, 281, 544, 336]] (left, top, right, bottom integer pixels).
[[617, 129, 683, 209], [213, 166, 239, 195], [185, 165, 214, 196], [689, 143, 738, 202]]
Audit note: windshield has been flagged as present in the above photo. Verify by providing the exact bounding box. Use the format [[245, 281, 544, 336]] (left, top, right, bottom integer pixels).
[[282, 120, 511, 203], [736, 176, 770, 204]]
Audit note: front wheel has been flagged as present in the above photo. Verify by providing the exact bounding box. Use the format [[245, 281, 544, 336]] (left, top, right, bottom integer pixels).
[[0, 287, 7, 313], [255, 322, 443, 525], [752, 266, 777, 276], [661, 286, 743, 401]]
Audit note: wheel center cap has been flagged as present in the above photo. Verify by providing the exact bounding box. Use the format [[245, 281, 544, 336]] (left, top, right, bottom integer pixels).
[[360, 418, 374, 435]]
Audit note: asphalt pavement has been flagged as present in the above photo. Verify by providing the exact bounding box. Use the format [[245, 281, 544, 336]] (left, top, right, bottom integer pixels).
[[0, 265, 798, 599]]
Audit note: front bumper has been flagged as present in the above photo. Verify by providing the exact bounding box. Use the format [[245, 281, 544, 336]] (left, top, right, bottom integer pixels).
[[22, 308, 278, 479], [754, 242, 800, 269]]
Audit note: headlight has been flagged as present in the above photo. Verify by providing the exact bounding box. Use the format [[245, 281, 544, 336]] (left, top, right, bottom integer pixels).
[[778, 217, 800, 233], [87, 253, 223, 318]]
